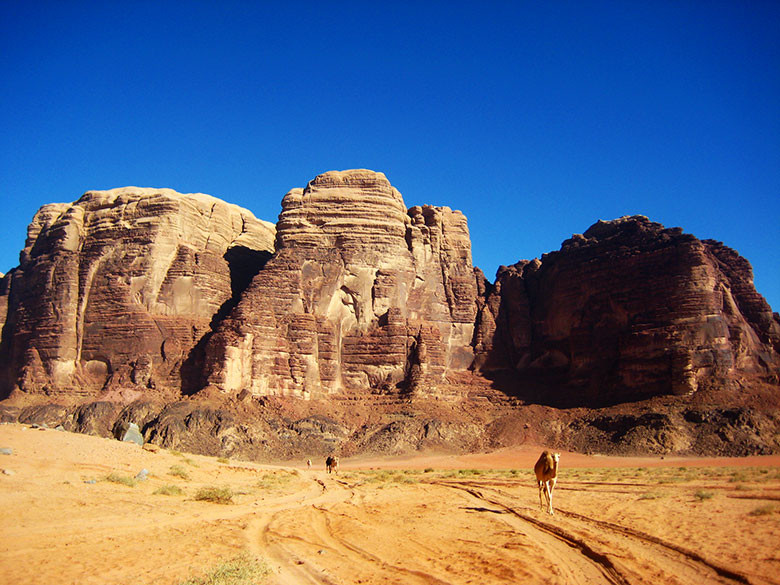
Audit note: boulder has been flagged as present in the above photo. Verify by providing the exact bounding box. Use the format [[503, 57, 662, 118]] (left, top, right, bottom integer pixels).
[[115, 421, 144, 446]]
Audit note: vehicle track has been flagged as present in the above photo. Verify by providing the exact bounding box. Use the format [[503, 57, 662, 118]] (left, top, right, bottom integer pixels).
[[439, 479, 763, 585], [436, 480, 630, 585], [262, 476, 453, 585]]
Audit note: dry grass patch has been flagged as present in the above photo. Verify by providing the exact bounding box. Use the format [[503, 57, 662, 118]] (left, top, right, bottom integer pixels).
[[638, 491, 664, 500], [194, 486, 234, 504], [105, 473, 136, 487], [154, 484, 184, 496], [179, 553, 270, 585], [255, 470, 296, 491], [749, 505, 778, 517], [169, 464, 191, 480]]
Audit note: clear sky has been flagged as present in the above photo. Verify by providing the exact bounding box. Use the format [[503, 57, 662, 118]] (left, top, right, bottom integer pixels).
[[2, 1, 778, 310]]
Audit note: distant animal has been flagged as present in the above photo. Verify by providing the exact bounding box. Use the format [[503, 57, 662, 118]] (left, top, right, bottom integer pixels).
[[534, 450, 560, 515], [306, 459, 312, 469], [325, 455, 339, 474]]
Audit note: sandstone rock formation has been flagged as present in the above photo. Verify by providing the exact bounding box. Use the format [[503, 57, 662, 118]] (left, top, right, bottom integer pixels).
[[475, 215, 780, 406], [202, 170, 479, 398], [0, 188, 275, 399], [1, 175, 779, 458], [0, 272, 9, 335]]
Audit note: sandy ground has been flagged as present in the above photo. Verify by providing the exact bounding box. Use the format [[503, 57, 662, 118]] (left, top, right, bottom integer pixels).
[[1, 423, 779, 585]]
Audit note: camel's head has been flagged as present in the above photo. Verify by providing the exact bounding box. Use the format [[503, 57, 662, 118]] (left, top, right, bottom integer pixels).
[[553, 452, 561, 464]]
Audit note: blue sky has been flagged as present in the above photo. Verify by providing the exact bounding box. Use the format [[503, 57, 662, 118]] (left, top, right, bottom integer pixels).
[[2, 1, 778, 309]]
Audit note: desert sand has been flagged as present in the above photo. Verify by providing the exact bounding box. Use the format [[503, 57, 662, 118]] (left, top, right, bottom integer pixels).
[[1, 423, 779, 585]]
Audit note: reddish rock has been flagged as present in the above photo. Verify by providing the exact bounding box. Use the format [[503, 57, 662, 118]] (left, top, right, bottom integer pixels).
[[0, 272, 9, 336], [0, 187, 275, 399], [475, 216, 780, 406], [1, 178, 779, 458], [203, 170, 480, 398]]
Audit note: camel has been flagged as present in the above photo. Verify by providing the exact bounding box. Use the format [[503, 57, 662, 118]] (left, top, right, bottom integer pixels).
[[325, 455, 339, 474], [534, 450, 560, 515]]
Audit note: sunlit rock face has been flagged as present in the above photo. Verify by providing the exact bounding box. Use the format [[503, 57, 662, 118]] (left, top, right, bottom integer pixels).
[[0, 187, 275, 399], [203, 170, 480, 398], [475, 215, 780, 406]]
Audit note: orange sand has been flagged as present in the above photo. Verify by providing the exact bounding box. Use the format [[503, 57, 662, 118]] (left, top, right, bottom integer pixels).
[[1, 423, 778, 585]]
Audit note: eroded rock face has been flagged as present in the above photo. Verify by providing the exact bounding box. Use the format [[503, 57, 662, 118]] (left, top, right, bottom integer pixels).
[[0, 272, 9, 335], [0, 187, 275, 399], [475, 216, 780, 406], [203, 170, 479, 398]]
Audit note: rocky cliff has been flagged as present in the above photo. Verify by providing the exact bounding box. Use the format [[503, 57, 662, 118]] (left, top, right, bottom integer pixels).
[[0, 272, 8, 334], [1, 175, 778, 458], [201, 170, 479, 398], [0, 188, 275, 400], [475, 215, 780, 406]]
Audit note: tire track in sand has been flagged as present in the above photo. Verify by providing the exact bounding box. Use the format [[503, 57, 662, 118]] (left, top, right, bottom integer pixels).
[[443, 480, 761, 585], [260, 476, 450, 585], [436, 480, 629, 585]]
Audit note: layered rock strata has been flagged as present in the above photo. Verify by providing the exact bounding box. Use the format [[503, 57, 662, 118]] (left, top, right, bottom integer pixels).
[[0, 188, 275, 399], [475, 216, 780, 406], [0, 272, 9, 332], [203, 170, 479, 398]]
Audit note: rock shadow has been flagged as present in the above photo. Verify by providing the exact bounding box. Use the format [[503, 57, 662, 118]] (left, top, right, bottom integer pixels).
[[180, 246, 272, 395]]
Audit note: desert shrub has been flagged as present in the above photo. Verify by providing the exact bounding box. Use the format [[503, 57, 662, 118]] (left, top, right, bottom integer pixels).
[[729, 471, 749, 483], [179, 553, 270, 585], [183, 457, 200, 467], [154, 485, 184, 496], [195, 486, 234, 504], [749, 505, 777, 517], [169, 465, 191, 480], [217, 457, 230, 464], [423, 468, 434, 473], [106, 473, 136, 487], [694, 490, 714, 501], [638, 491, 663, 500], [256, 471, 293, 490], [364, 470, 394, 483], [396, 475, 419, 485]]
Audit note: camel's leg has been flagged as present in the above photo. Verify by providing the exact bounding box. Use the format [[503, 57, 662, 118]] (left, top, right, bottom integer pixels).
[[538, 481, 545, 511], [541, 481, 550, 514], [548, 477, 557, 515]]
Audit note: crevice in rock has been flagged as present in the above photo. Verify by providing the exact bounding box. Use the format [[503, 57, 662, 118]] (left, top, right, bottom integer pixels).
[[180, 246, 272, 395]]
